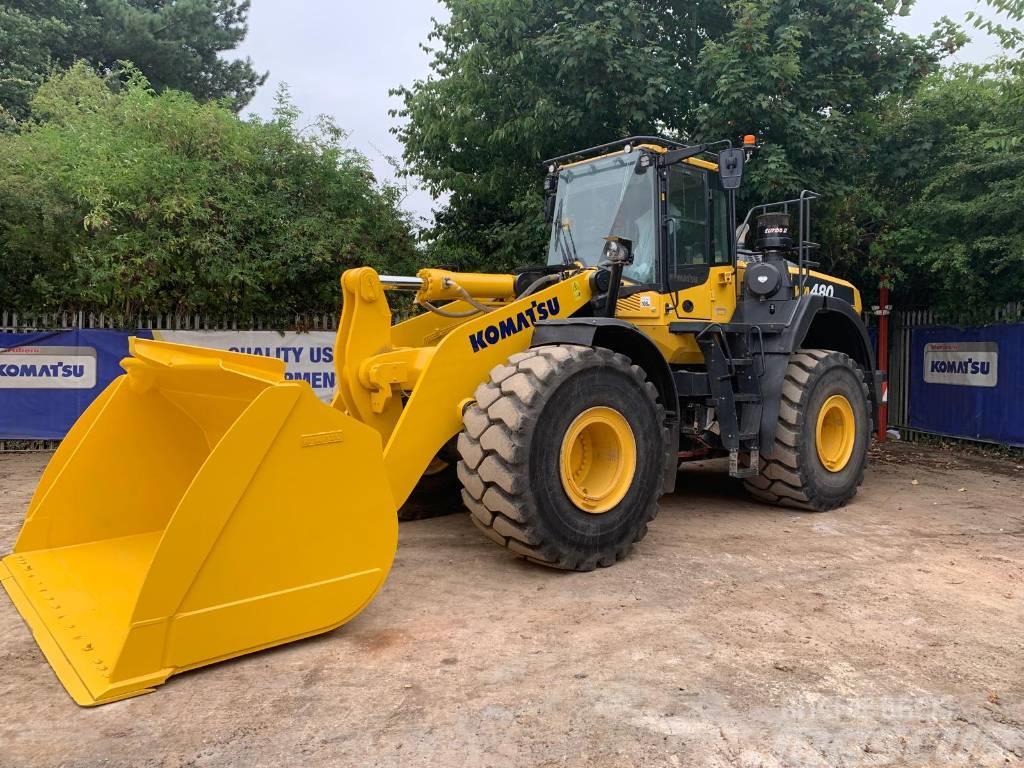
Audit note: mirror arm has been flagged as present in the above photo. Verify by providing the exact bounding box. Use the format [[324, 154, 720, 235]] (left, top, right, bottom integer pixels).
[[543, 172, 559, 224], [600, 237, 633, 317], [604, 262, 624, 318]]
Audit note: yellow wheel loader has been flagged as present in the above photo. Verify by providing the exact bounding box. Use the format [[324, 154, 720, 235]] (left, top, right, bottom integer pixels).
[[1, 137, 883, 705]]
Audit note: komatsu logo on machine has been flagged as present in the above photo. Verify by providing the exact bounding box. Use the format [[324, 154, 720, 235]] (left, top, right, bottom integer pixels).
[[469, 297, 561, 353]]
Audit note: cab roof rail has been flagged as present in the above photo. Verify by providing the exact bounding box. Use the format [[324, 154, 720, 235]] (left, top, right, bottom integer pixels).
[[543, 136, 699, 168]]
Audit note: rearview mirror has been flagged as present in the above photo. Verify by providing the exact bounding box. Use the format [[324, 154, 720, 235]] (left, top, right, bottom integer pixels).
[[718, 148, 745, 190], [602, 236, 634, 266]]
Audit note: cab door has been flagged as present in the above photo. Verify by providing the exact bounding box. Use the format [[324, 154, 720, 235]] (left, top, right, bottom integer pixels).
[[665, 163, 736, 322]]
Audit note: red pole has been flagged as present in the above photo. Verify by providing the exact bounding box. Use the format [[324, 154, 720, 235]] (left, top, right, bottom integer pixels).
[[877, 285, 890, 442]]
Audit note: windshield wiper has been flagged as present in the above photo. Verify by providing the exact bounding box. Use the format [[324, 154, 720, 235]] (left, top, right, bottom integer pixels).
[[564, 220, 579, 265], [552, 198, 576, 267]]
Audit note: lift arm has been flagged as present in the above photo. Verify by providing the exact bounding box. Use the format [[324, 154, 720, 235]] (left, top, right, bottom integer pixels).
[[332, 267, 595, 509]]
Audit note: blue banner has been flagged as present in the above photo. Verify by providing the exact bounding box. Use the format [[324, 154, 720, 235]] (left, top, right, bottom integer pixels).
[[4, 323, 1023, 446], [910, 323, 1024, 446], [0, 330, 152, 440], [0, 329, 336, 440]]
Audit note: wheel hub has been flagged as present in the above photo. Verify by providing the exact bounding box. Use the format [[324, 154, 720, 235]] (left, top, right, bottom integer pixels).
[[559, 406, 637, 513], [816, 394, 855, 472]]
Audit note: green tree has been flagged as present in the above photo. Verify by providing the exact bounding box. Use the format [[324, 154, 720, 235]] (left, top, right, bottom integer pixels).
[[0, 0, 265, 122], [821, 0, 1024, 312], [394, 0, 725, 271], [395, 0, 950, 273], [0, 1, 83, 125], [0, 64, 417, 318], [968, 0, 1024, 58], [694, 1, 958, 201], [864, 66, 1024, 316]]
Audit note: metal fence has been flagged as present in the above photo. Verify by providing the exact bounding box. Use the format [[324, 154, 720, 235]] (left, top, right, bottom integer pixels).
[[887, 302, 1023, 444], [5, 301, 1023, 449]]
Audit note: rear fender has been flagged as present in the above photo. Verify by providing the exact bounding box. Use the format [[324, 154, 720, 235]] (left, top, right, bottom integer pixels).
[[759, 296, 880, 456]]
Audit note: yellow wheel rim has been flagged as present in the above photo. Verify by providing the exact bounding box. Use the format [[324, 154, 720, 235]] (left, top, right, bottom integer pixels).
[[559, 406, 637, 514], [816, 394, 856, 472]]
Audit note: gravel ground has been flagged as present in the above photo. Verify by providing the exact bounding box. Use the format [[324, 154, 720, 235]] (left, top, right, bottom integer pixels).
[[0, 442, 1022, 767]]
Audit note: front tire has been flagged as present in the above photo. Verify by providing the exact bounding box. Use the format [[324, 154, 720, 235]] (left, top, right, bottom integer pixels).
[[457, 344, 669, 571], [744, 349, 870, 511]]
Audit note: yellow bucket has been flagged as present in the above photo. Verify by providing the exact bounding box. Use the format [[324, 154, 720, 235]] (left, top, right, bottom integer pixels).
[[0, 338, 397, 705]]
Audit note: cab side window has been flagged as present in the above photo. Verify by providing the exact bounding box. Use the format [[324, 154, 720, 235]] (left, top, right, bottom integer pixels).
[[666, 165, 709, 284]]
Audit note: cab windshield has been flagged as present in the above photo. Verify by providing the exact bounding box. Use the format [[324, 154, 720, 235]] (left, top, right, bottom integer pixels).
[[546, 152, 658, 284]]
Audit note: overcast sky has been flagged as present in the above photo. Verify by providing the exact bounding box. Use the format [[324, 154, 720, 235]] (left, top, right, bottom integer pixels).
[[235, 1, 1012, 224]]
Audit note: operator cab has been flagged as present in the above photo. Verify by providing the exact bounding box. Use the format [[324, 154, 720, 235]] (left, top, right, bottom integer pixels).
[[544, 138, 742, 305], [543, 137, 859, 318]]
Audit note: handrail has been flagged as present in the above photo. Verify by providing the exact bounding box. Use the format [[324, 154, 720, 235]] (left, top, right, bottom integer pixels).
[[739, 191, 822, 294]]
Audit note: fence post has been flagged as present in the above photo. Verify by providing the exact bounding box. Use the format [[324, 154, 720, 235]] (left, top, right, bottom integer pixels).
[[876, 286, 891, 441]]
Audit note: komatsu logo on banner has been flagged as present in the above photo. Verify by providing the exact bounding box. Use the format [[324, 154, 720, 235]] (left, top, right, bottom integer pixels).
[[469, 297, 560, 353], [923, 342, 998, 387], [0, 346, 97, 389]]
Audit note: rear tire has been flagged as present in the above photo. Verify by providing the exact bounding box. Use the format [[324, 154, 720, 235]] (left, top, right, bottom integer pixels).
[[457, 344, 669, 571], [397, 443, 464, 521], [744, 349, 870, 511]]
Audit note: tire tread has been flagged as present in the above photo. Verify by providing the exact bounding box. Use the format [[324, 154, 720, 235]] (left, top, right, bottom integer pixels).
[[458, 344, 667, 570], [743, 348, 869, 512]]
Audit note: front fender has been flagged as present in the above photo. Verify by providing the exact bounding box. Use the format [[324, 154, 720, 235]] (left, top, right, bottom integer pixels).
[[759, 296, 882, 454], [531, 318, 680, 493]]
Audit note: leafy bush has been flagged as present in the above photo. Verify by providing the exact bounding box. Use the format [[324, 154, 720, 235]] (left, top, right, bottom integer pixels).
[[868, 65, 1024, 316], [0, 64, 418, 318]]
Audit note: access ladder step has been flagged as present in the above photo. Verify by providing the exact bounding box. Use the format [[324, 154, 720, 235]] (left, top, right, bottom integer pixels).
[[733, 393, 761, 403]]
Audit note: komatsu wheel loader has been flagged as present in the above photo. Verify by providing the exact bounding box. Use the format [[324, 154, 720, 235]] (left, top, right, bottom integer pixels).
[[1, 136, 883, 705]]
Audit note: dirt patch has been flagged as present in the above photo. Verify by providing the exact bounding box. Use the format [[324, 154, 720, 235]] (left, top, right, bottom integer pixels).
[[0, 445, 1021, 767], [873, 438, 1024, 479]]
